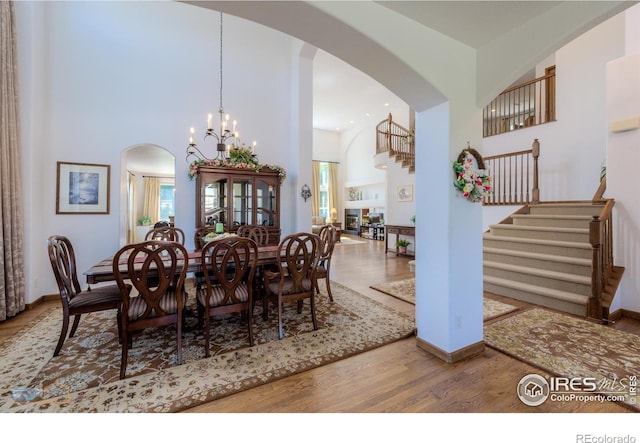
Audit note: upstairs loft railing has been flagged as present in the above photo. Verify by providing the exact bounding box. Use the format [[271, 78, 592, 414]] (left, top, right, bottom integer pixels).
[[483, 68, 556, 138], [376, 113, 414, 171], [483, 139, 540, 206]]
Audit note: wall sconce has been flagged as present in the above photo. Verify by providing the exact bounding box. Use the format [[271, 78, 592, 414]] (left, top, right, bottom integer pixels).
[[300, 184, 312, 202]]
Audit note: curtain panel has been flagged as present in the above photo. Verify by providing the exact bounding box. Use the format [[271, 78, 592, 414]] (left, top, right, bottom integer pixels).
[[142, 177, 160, 223], [312, 161, 321, 217], [0, 1, 26, 321]]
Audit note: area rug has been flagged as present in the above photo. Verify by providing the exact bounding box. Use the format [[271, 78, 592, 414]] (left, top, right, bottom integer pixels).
[[370, 278, 518, 321], [337, 236, 367, 245], [0, 282, 414, 412], [485, 308, 640, 411]]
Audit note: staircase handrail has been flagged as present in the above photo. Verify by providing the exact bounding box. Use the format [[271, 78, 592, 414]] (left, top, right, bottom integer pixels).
[[587, 176, 616, 322], [482, 139, 540, 206], [376, 113, 414, 171]]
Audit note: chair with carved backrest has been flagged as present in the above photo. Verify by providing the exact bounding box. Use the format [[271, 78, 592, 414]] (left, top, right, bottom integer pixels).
[[196, 237, 258, 356], [145, 226, 186, 245], [237, 224, 278, 317], [316, 224, 339, 302], [112, 240, 189, 379], [263, 232, 322, 339], [237, 225, 270, 246], [47, 235, 131, 357]]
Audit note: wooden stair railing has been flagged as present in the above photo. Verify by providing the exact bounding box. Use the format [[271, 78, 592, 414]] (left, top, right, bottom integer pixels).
[[588, 176, 623, 323], [483, 139, 540, 206], [376, 113, 414, 173]]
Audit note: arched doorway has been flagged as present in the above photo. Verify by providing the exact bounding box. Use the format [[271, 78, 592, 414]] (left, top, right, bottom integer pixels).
[[119, 144, 175, 246]]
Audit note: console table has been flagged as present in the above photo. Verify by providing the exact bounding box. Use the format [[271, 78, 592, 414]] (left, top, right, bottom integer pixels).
[[385, 224, 415, 256]]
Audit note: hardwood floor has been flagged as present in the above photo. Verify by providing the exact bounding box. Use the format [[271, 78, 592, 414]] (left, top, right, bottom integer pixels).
[[2, 234, 638, 416]]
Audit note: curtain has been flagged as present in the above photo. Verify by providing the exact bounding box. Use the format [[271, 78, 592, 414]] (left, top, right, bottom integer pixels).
[[328, 162, 338, 221], [311, 161, 321, 217], [142, 177, 160, 223], [127, 172, 136, 243], [0, 2, 26, 321]]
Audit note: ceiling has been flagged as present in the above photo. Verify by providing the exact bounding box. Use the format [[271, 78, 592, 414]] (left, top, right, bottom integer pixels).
[[311, 1, 562, 133], [137, 1, 634, 174]]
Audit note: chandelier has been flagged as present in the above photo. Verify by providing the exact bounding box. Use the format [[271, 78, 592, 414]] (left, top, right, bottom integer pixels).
[[186, 12, 256, 162]]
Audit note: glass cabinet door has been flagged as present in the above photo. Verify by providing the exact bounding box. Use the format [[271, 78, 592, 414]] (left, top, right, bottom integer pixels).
[[202, 177, 227, 226], [256, 178, 277, 227], [232, 179, 252, 227]]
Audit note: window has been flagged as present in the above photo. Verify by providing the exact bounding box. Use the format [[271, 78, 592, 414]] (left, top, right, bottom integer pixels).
[[159, 183, 175, 222]]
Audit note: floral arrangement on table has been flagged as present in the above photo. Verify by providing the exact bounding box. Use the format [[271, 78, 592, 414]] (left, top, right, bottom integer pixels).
[[188, 144, 287, 183], [453, 144, 493, 203]]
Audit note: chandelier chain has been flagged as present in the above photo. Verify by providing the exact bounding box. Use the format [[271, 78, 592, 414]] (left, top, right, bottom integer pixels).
[[219, 12, 223, 113]]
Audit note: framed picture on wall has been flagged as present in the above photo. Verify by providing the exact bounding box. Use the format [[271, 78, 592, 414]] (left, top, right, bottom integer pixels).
[[396, 184, 413, 202], [56, 161, 110, 214]]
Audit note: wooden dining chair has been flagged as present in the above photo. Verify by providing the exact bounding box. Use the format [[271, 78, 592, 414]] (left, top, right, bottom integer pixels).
[[197, 237, 258, 356], [237, 225, 270, 246], [193, 226, 219, 251], [316, 224, 339, 302], [237, 224, 275, 314], [47, 235, 131, 357], [112, 240, 189, 379], [263, 232, 322, 339], [145, 226, 186, 245]]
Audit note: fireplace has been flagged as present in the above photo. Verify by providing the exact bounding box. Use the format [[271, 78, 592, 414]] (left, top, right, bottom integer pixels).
[[344, 209, 360, 234]]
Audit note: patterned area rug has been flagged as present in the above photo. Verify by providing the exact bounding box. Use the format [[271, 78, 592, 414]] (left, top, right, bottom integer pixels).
[[0, 282, 414, 412], [370, 278, 518, 321], [485, 308, 640, 411]]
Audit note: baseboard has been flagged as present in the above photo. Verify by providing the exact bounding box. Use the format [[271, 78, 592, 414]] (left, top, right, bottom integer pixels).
[[608, 308, 640, 323], [416, 336, 485, 364], [25, 293, 59, 310]]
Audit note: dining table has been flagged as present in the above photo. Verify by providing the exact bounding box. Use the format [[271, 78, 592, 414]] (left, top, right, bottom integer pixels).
[[83, 244, 280, 285]]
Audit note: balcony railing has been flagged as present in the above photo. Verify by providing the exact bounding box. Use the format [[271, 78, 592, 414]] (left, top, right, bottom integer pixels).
[[376, 113, 414, 172], [483, 139, 540, 206], [483, 70, 556, 137]]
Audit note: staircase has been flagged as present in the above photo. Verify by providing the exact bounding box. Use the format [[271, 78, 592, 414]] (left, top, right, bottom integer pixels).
[[483, 202, 623, 320], [376, 113, 415, 173]]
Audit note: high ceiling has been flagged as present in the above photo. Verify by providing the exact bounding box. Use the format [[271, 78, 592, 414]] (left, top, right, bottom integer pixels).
[[148, 0, 635, 173]]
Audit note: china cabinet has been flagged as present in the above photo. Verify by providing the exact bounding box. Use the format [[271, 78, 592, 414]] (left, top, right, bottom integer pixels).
[[195, 166, 281, 245]]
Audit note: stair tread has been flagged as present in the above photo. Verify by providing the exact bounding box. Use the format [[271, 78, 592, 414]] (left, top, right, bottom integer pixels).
[[483, 247, 591, 265], [512, 214, 593, 220], [484, 260, 591, 283], [489, 224, 588, 233], [483, 233, 591, 249], [484, 275, 589, 304]]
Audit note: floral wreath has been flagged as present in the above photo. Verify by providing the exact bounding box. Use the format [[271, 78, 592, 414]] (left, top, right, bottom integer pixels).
[[188, 144, 286, 183], [453, 144, 493, 203]]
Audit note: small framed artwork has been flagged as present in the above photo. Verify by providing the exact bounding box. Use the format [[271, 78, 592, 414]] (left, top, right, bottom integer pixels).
[[56, 161, 110, 214], [396, 184, 413, 202]]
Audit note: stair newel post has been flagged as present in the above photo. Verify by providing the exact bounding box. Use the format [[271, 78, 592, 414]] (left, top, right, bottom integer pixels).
[[588, 215, 603, 322], [531, 139, 540, 204]]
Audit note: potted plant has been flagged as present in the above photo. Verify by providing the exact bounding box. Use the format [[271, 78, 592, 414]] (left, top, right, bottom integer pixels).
[[396, 238, 411, 254], [137, 216, 152, 226]]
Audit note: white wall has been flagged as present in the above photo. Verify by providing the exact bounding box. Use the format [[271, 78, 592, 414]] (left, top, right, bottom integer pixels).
[[482, 13, 626, 203], [606, 53, 640, 314], [16, 1, 298, 302], [312, 129, 341, 162], [341, 124, 386, 186]]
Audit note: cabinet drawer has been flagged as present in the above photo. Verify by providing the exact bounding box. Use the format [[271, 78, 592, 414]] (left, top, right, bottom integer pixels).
[[399, 228, 414, 235]]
